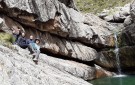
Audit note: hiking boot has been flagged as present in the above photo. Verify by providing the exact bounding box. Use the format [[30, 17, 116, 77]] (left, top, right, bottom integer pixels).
[[33, 60, 38, 65]]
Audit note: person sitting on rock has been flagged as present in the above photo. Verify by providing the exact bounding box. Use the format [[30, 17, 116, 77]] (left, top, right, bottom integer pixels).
[[27, 35, 34, 44], [17, 32, 28, 49], [28, 38, 41, 64], [27, 35, 35, 55], [12, 27, 21, 44]]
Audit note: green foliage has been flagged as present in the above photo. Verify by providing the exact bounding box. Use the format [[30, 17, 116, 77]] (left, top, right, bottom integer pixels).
[[0, 32, 17, 49], [75, 0, 132, 14], [0, 32, 15, 45]]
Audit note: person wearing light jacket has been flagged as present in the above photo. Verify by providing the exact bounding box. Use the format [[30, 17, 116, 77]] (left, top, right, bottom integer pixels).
[[28, 38, 41, 64]]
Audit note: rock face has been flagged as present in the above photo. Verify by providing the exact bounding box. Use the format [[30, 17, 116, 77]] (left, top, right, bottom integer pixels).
[[40, 53, 96, 80], [122, 0, 135, 46], [120, 0, 135, 46], [0, 0, 115, 48], [0, 15, 98, 62], [94, 0, 135, 72], [0, 0, 118, 82], [95, 65, 115, 79], [2, 0, 135, 84], [99, 4, 130, 23], [0, 0, 117, 62], [95, 46, 135, 70], [0, 45, 92, 85]]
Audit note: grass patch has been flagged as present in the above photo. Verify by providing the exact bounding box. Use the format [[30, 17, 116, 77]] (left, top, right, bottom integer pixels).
[[0, 32, 16, 49], [75, 0, 132, 14], [0, 33, 15, 43]]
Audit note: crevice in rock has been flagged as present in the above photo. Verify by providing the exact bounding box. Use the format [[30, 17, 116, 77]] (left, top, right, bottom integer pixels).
[[13, 24, 97, 64], [6, 12, 101, 52], [107, 19, 125, 23], [14, 17, 113, 53], [49, 33, 114, 52], [40, 47, 95, 67], [10, 22, 96, 67]]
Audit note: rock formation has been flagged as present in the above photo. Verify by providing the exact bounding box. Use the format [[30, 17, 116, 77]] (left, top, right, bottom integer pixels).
[[95, 0, 135, 72], [0, 45, 92, 85], [0, 0, 118, 63], [0, 0, 117, 84], [1, 0, 135, 84], [99, 4, 130, 23], [95, 46, 135, 70]]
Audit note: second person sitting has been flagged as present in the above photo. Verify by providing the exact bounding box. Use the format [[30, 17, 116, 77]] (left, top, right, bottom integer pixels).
[[17, 32, 28, 49]]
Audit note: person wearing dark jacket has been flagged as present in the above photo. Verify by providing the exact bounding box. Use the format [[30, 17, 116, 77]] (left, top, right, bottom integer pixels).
[[17, 32, 28, 48], [27, 35, 34, 44], [12, 28, 21, 44], [27, 35, 35, 55]]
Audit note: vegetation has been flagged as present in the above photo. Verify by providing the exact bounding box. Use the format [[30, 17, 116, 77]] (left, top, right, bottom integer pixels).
[[75, 0, 132, 14], [0, 32, 15, 48]]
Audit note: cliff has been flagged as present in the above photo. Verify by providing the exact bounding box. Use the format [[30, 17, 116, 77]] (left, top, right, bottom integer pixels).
[[0, 0, 135, 84], [0, 45, 92, 85]]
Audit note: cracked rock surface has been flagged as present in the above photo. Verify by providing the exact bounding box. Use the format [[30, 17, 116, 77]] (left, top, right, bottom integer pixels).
[[0, 45, 92, 85]]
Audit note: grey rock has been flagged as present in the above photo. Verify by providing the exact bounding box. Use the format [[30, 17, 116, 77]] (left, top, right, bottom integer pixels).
[[104, 15, 114, 22], [0, 15, 98, 62], [95, 46, 135, 69], [0, 0, 115, 48], [130, 0, 135, 22], [58, 0, 78, 10], [121, 24, 135, 46], [0, 45, 92, 85], [40, 53, 96, 80], [121, 0, 135, 46], [99, 4, 130, 23], [124, 16, 133, 27], [95, 65, 115, 79], [98, 9, 110, 18], [113, 12, 122, 21], [122, 0, 135, 46]]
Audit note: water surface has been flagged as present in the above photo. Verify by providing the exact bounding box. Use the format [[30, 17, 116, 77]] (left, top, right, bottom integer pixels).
[[90, 75, 135, 85]]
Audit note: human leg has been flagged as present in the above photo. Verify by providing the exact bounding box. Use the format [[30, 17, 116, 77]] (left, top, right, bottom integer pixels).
[[28, 44, 35, 54], [33, 50, 40, 61]]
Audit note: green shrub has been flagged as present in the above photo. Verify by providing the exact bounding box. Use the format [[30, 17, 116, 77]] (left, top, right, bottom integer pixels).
[[0, 32, 17, 49], [0, 32, 15, 44], [75, 0, 132, 14]]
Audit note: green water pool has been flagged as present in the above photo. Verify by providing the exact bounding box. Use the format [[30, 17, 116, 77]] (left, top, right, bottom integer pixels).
[[90, 75, 135, 85]]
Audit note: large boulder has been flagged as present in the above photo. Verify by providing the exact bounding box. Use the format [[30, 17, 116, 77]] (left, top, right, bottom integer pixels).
[[121, 1, 135, 46], [99, 4, 130, 23], [130, 0, 135, 22], [95, 46, 135, 70], [58, 0, 77, 10], [40, 53, 96, 80], [0, 15, 98, 61], [95, 1, 135, 71], [95, 65, 115, 79], [123, 15, 133, 27], [0, 45, 92, 85], [121, 24, 135, 46], [0, 0, 115, 48]]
